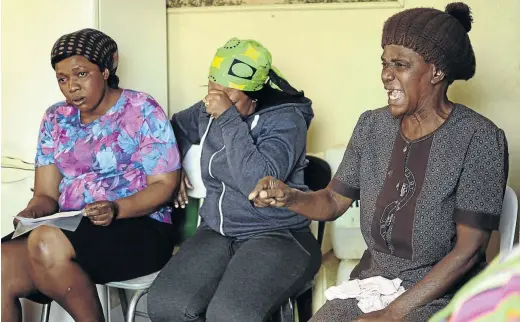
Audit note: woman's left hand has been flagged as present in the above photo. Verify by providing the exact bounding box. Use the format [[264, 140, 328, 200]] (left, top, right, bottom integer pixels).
[[84, 201, 118, 226], [354, 309, 403, 322], [204, 90, 234, 118]]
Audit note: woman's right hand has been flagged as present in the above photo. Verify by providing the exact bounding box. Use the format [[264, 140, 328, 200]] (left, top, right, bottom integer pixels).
[[12, 209, 38, 228], [174, 170, 193, 209], [248, 176, 295, 208]]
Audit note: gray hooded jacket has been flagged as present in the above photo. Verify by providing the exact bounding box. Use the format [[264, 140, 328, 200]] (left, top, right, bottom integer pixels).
[[171, 98, 314, 238]]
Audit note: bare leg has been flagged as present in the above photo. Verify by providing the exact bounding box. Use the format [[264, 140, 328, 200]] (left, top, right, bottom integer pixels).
[[26, 226, 104, 322], [1, 238, 38, 322]]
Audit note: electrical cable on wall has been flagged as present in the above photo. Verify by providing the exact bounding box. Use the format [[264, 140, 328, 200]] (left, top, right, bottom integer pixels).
[[1, 156, 35, 183]]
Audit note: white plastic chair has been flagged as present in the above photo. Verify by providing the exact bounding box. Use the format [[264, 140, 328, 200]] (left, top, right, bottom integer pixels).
[[40, 274, 159, 322], [499, 186, 518, 253], [105, 271, 160, 322]]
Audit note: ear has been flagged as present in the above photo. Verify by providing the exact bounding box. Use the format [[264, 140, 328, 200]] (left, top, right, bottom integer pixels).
[[103, 68, 109, 80], [431, 65, 446, 85]]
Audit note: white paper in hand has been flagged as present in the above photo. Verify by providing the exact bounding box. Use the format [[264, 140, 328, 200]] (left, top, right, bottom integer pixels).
[[14, 210, 83, 223], [12, 211, 84, 239]]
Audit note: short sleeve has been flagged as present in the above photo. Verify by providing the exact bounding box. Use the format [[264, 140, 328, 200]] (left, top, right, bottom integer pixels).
[[329, 111, 370, 200], [453, 128, 509, 230], [139, 99, 181, 176], [35, 110, 56, 167]]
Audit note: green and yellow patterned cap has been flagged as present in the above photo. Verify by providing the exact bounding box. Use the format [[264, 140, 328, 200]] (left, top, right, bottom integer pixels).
[[208, 38, 286, 92]]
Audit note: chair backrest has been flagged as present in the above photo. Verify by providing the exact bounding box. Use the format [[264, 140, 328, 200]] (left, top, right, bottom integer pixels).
[[499, 186, 518, 252], [183, 144, 206, 199], [304, 156, 332, 192], [304, 155, 332, 246]]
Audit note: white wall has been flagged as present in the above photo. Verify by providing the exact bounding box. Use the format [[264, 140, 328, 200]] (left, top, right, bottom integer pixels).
[[98, 0, 169, 110], [1, 0, 98, 163]]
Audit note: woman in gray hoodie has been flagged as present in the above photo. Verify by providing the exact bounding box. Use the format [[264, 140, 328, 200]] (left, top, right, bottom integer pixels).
[[148, 38, 322, 322]]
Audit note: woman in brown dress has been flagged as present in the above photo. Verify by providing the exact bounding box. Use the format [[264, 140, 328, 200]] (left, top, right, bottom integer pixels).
[[249, 3, 509, 321]]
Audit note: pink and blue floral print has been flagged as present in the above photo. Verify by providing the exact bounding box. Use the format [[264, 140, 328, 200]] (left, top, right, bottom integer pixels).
[[35, 89, 181, 223]]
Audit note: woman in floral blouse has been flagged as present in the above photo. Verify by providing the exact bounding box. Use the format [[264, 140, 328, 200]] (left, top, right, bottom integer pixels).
[[1, 29, 180, 322]]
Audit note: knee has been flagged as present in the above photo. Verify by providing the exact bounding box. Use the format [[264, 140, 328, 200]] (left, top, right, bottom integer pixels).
[[148, 283, 193, 322], [27, 226, 73, 269], [147, 289, 171, 322]]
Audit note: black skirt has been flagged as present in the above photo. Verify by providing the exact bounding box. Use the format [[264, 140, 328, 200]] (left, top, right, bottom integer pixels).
[[2, 216, 176, 304]]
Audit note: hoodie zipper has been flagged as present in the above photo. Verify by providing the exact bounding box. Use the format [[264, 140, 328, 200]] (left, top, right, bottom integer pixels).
[[200, 117, 213, 146], [208, 145, 226, 235], [200, 116, 227, 235]]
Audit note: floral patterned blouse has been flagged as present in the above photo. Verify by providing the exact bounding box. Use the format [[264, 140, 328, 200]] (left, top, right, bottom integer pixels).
[[35, 89, 181, 223]]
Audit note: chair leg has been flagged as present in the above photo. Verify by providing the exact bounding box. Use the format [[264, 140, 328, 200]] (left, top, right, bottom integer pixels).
[[296, 288, 313, 322], [126, 289, 148, 322], [118, 288, 129, 321], [40, 303, 51, 322], [270, 298, 294, 322], [289, 298, 295, 322], [106, 286, 111, 322]]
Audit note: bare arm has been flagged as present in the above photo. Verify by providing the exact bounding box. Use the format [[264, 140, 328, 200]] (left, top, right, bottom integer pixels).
[[384, 224, 490, 319], [85, 170, 181, 226], [248, 113, 367, 220], [113, 97, 181, 219], [114, 170, 180, 219], [24, 164, 62, 217], [249, 176, 354, 221]]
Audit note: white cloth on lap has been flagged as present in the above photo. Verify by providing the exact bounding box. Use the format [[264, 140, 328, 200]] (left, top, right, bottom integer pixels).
[[325, 276, 406, 313]]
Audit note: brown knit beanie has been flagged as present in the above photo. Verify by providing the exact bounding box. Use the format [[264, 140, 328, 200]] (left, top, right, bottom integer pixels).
[[382, 2, 476, 82]]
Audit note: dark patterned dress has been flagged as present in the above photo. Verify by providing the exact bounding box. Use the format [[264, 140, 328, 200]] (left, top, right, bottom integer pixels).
[[311, 105, 509, 321]]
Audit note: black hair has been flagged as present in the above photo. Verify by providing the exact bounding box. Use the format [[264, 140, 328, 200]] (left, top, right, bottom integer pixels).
[[244, 69, 305, 109], [97, 65, 119, 89], [96, 65, 119, 89], [107, 74, 120, 89]]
